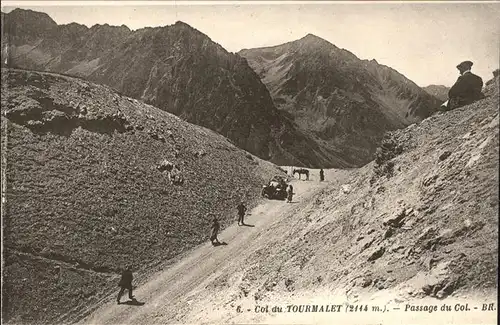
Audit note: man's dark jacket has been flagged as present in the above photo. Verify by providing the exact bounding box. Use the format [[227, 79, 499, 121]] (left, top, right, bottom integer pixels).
[[119, 269, 133, 288], [448, 72, 484, 109], [237, 204, 246, 216], [210, 220, 220, 240]]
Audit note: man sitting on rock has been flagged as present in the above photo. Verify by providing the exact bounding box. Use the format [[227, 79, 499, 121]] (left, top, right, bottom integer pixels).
[[442, 60, 484, 110]]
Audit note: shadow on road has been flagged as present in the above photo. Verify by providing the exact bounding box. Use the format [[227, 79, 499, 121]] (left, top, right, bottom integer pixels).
[[120, 299, 145, 306], [240, 223, 255, 227], [213, 241, 228, 247]]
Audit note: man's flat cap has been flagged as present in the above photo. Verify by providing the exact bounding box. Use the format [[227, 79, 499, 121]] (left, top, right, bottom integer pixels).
[[457, 61, 473, 69]]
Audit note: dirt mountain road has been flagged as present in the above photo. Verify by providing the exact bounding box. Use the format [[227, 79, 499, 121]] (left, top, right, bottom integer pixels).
[[81, 169, 346, 325]]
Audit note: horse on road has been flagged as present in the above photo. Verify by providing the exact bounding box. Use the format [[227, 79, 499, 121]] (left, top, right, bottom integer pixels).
[[293, 168, 309, 180]]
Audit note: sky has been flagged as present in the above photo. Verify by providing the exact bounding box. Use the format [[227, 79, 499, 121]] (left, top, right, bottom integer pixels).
[[2, 1, 499, 86]]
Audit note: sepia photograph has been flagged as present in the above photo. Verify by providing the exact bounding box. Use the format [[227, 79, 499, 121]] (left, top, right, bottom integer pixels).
[[1, 1, 498, 324]]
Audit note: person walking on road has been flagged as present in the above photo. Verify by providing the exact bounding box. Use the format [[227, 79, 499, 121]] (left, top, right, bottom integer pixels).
[[319, 169, 325, 182], [237, 202, 247, 226], [117, 266, 135, 304], [286, 184, 294, 203], [210, 215, 221, 245]]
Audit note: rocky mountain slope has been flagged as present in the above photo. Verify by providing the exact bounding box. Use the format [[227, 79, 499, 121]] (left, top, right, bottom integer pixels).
[[178, 75, 499, 324], [2, 65, 497, 325], [1, 68, 286, 324], [423, 84, 450, 102], [239, 35, 441, 165], [77, 74, 498, 325], [1, 8, 355, 168]]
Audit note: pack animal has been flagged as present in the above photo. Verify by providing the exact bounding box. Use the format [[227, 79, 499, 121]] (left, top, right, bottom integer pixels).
[[293, 168, 309, 180]]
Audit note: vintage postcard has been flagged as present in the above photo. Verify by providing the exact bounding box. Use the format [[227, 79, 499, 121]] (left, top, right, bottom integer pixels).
[[1, 1, 498, 324]]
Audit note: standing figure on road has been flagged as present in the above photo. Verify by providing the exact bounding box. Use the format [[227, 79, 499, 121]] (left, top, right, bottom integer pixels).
[[286, 184, 294, 203], [237, 202, 247, 226], [117, 266, 134, 304], [210, 215, 221, 245], [319, 169, 325, 182]]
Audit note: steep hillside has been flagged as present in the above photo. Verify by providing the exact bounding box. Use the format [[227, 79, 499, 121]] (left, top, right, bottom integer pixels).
[[1, 8, 348, 168], [239, 35, 441, 165], [0, 68, 286, 324], [423, 84, 449, 102], [123, 75, 495, 325], [192, 77, 499, 324], [361, 59, 441, 119]]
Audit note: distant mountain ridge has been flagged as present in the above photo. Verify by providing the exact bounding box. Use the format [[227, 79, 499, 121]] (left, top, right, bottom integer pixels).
[[2, 9, 440, 167], [1, 9, 359, 167], [239, 35, 441, 164], [423, 84, 450, 102]]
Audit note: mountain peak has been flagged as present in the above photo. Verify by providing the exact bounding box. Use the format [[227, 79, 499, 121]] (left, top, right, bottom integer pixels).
[[170, 21, 204, 36], [302, 33, 323, 39], [300, 33, 327, 43], [7, 8, 57, 27], [296, 33, 337, 50], [89, 23, 131, 33], [173, 20, 194, 29], [3, 8, 58, 40]]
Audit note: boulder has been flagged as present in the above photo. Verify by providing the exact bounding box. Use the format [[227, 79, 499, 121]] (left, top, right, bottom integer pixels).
[[368, 246, 385, 261]]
